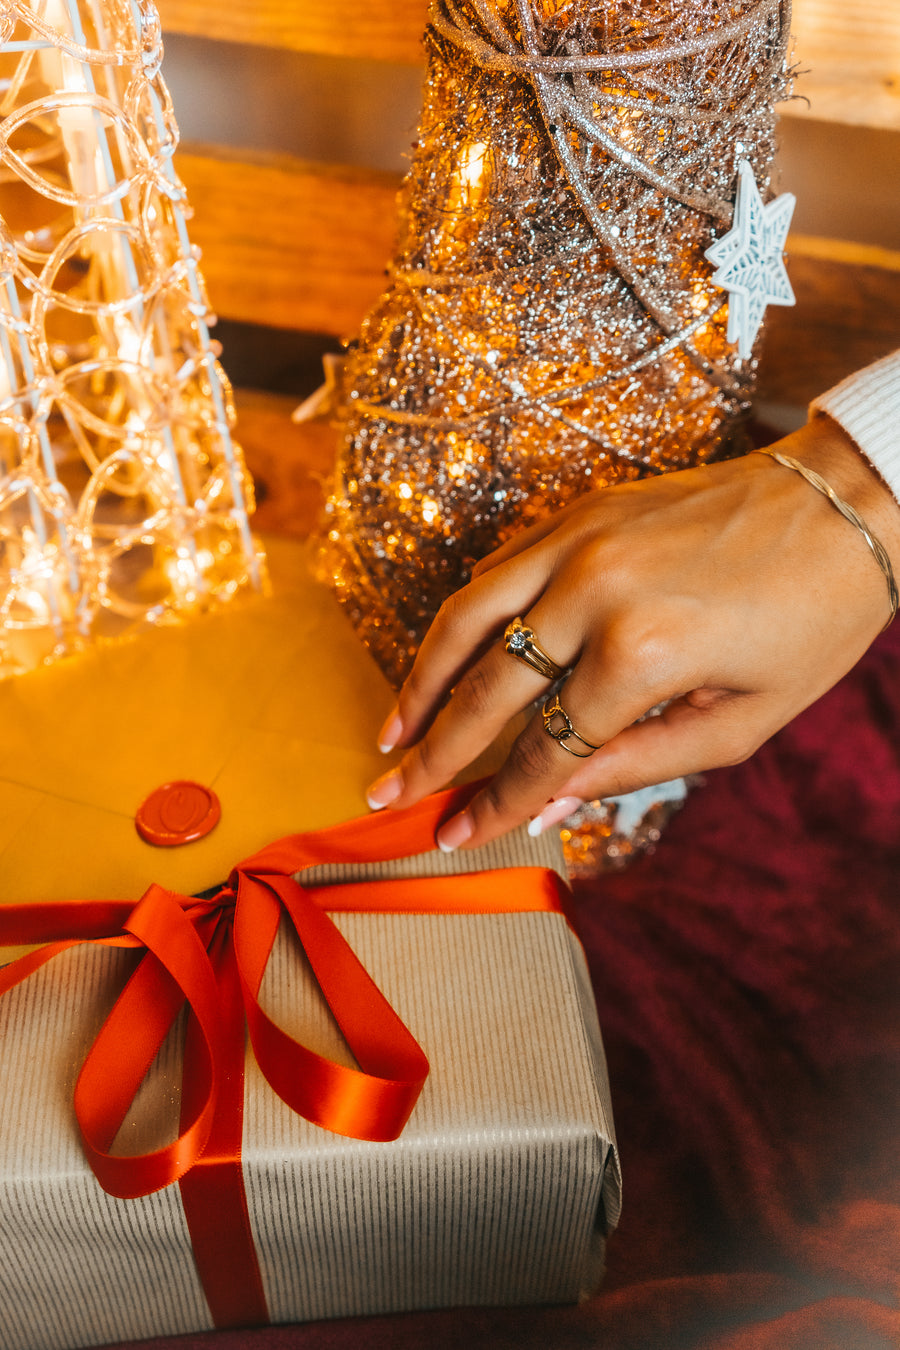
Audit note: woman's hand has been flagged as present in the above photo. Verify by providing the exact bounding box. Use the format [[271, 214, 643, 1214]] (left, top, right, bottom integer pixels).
[[366, 415, 900, 851]]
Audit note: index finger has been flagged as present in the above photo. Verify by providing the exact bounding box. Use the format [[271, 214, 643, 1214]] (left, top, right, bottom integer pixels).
[[382, 543, 554, 751]]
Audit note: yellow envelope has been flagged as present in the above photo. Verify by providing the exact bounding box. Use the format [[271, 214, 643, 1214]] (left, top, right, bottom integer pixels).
[[0, 537, 395, 927]]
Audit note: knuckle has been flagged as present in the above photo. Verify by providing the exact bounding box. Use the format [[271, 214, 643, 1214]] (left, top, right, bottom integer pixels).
[[559, 536, 612, 598], [629, 630, 674, 683], [590, 766, 639, 798], [469, 734, 553, 830], [451, 660, 495, 720], [432, 588, 470, 642], [578, 532, 634, 585], [715, 725, 760, 768], [506, 728, 554, 784], [475, 777, 507, 823], [401, 660, 426, 707], [603, 613, 673, 683], [726, 741, 757, 768], [408, 732, 438, 780]]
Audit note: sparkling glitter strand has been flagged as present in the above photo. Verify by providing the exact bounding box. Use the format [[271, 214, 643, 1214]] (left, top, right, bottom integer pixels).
[[320, 0, 792, 687]]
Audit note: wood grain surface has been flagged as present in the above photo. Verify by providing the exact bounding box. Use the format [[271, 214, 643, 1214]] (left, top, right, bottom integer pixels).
[[158, 0, 900, 129], [157, 0, 428, 63], [788, 0, 900, 130], [176, 147, 399, 336]]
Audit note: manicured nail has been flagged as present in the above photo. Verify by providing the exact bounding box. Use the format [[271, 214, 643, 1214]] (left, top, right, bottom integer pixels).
[[366, 768, 403, 811], [527, 797, 584, 838], [436, 811, 474, 854], [378, 706, 403, 754]]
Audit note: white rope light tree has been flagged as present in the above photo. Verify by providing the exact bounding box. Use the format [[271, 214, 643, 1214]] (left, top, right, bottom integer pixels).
[[0, 0, 263, 676]]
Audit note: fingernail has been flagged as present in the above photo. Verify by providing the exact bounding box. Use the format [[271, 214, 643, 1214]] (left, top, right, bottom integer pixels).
[[436, 811, 474, 854], [378, 706, 403, 754], [527, 796, 584, 838], [366, 768, 403, 811]]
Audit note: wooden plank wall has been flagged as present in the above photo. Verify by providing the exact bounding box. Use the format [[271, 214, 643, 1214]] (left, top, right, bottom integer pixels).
[[787, 0, 900, 131], [158, 0, 900, 130], [158, 0, 428, 63], [155, 0, 899, 523], [176, 149, 399, 339]]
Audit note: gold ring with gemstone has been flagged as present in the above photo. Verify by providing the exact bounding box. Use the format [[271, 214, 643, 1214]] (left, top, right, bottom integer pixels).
[[503, 617, 569, 683], [541, 694, 602, 758]]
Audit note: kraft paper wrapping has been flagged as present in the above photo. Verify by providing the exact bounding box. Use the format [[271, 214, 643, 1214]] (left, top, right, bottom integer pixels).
[[0, 892, 620, 1348]]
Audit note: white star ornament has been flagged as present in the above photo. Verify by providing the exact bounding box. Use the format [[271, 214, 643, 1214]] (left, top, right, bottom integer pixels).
[[705, 160, 796, 359]]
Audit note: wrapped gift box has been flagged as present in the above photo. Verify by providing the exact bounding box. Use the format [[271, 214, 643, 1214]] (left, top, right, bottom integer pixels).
[[0, 851, 620, 1349], [0, 539, 620, 1348]]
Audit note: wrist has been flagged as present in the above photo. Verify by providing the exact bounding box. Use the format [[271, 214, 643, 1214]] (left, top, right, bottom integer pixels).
[[783, 414, 900, 576], [811, 351, 900, 505], [752, 415, 900, 632]]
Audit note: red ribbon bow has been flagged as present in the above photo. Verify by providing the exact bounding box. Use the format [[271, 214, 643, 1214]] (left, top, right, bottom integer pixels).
[[0, 784, 570, 1329]]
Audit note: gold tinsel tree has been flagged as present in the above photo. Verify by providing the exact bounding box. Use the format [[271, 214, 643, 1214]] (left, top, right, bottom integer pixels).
[[321, 0, 792, 686]]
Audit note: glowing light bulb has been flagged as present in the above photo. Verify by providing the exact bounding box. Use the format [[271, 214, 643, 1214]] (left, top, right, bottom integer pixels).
[[460, 142, 487, 191]]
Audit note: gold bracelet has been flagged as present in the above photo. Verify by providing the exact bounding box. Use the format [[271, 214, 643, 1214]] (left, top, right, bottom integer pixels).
[[754, 447, 899, 630]]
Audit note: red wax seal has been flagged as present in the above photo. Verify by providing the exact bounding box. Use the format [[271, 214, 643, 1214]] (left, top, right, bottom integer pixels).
[[135, 780, 221, 847]]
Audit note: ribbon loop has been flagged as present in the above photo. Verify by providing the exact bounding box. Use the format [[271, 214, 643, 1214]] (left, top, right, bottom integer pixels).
[[74, 884, 226, 1199], [234, 869, 429, 1141]]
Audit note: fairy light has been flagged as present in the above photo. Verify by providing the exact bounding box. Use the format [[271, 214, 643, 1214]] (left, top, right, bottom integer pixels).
[[458, 140, 487, 198], [0, 0, 264, 676]]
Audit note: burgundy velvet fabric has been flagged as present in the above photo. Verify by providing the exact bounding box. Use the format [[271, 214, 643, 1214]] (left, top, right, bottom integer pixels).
[[99, 623, 900, 1350]]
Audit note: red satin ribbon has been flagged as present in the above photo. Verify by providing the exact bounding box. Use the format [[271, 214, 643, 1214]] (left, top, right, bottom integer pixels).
[[0, 782, 571, 1330]]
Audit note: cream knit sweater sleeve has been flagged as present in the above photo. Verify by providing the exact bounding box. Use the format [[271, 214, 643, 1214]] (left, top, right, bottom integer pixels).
[[811, 350, 900, 505]]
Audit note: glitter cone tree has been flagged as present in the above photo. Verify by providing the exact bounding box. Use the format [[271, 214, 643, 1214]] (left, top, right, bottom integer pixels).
[[322, 0, 792, 685]]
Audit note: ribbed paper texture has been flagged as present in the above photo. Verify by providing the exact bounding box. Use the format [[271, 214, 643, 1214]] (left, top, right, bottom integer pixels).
[[0, 945, 212, 1349], [298, 818, 569, 887], [0, 846, 619, 1350], [248, 911, 619, 1323]]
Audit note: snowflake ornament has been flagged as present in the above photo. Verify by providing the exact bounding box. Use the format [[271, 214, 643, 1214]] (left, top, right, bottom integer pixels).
[[705, 160, 796, 359]]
